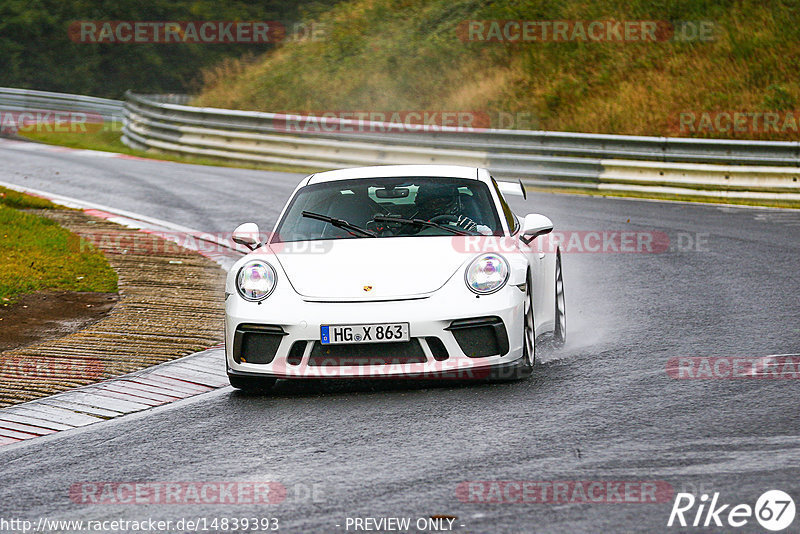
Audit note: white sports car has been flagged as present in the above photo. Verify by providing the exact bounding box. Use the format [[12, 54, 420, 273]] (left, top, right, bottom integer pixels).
[[225, 165, 565, 391]]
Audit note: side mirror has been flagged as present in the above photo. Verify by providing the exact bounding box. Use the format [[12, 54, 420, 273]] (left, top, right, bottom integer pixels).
[[231, 222, 261, 251], [520, 214, 553, 245]]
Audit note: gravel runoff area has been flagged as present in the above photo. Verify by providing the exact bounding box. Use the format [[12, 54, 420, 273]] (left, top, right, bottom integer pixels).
[[0, 209, 226, 407]]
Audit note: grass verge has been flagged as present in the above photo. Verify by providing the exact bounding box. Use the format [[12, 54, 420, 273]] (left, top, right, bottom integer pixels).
[[0, 187, 118, 305]]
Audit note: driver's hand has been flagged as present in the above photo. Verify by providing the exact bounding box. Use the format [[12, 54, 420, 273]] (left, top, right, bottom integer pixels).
[[455, 214, 478, 231]]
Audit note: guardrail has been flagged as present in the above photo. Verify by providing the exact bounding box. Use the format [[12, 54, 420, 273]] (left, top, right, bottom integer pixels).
[[0, 87, 124, 122], [3, 87, 798, 203], [121, 92, 800, 202]]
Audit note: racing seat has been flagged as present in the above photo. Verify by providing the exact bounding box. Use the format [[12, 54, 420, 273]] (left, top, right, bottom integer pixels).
[[458, 193, 484, 224]]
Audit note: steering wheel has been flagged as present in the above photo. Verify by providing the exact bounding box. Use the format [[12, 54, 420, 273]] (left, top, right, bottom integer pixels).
[[368, 212, 404, 237], [429, 214, 459, 225]]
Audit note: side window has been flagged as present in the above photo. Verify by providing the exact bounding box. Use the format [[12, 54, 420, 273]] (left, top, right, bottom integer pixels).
[[491, 177, 518, 233]]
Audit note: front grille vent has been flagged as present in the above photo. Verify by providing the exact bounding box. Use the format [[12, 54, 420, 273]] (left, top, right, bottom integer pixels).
[[308, 340, 426, 366], [446, 316, 509, 358], [233, 324, 287, 364]]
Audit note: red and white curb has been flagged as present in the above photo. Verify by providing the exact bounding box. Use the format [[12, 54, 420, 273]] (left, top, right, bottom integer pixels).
[[0, 165, 247, 447], [0, 346, 228, 447]]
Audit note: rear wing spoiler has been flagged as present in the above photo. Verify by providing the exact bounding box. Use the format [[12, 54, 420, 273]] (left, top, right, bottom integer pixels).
[[496, 179, 527, 200]]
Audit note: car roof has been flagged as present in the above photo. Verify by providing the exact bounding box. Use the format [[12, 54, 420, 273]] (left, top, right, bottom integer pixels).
[[305, 165, 481, 185]]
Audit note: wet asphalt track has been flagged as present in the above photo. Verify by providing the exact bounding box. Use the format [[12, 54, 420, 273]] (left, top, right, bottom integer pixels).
[[1, 140, 800, 533]]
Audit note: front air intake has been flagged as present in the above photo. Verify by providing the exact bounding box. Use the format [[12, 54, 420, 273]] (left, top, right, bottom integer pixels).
[[233, 324, 287, 364], [446, 316, 509, 358]]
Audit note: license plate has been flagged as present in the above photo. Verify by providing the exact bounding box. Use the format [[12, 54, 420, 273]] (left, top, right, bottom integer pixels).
[[320, 323, 410, 345]]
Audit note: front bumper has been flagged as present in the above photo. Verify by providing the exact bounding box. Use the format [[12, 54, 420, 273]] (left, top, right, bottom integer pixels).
[[225, 279, 526, 380]]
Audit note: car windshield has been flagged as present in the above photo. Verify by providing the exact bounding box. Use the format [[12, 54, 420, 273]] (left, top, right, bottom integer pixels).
[[273, 176, 503, 242]]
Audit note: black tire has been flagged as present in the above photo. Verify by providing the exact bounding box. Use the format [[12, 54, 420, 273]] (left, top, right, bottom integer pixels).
[[518, 272, 535, 377], [553, 252, 567, 348], [490, 274, 534, 382], [228, 373, 277, 393]]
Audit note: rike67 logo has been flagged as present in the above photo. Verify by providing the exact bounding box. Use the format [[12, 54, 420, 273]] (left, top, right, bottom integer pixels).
[[668, 490, 795, 531]]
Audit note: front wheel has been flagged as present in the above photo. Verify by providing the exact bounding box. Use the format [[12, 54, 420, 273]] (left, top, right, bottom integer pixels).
[[491, 274, 534, 382], [553, 253, 566, 347], [517, 273, 536, 378], [228, 373, 276, 393]]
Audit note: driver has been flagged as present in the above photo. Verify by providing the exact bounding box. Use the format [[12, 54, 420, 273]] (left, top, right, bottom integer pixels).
[[414, 183, 478, 231]]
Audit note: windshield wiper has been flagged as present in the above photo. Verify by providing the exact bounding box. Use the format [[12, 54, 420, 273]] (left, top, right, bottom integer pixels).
[[302, 211, 376, 238], [373, 215, 472, 236]]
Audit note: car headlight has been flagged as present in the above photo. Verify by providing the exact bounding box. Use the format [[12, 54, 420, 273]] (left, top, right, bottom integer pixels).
[[465, 254, 509, 294], [236, 260, 277, 301]]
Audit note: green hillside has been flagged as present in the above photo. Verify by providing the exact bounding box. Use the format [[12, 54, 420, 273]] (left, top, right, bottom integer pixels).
[[193, 0, 800, 139]]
